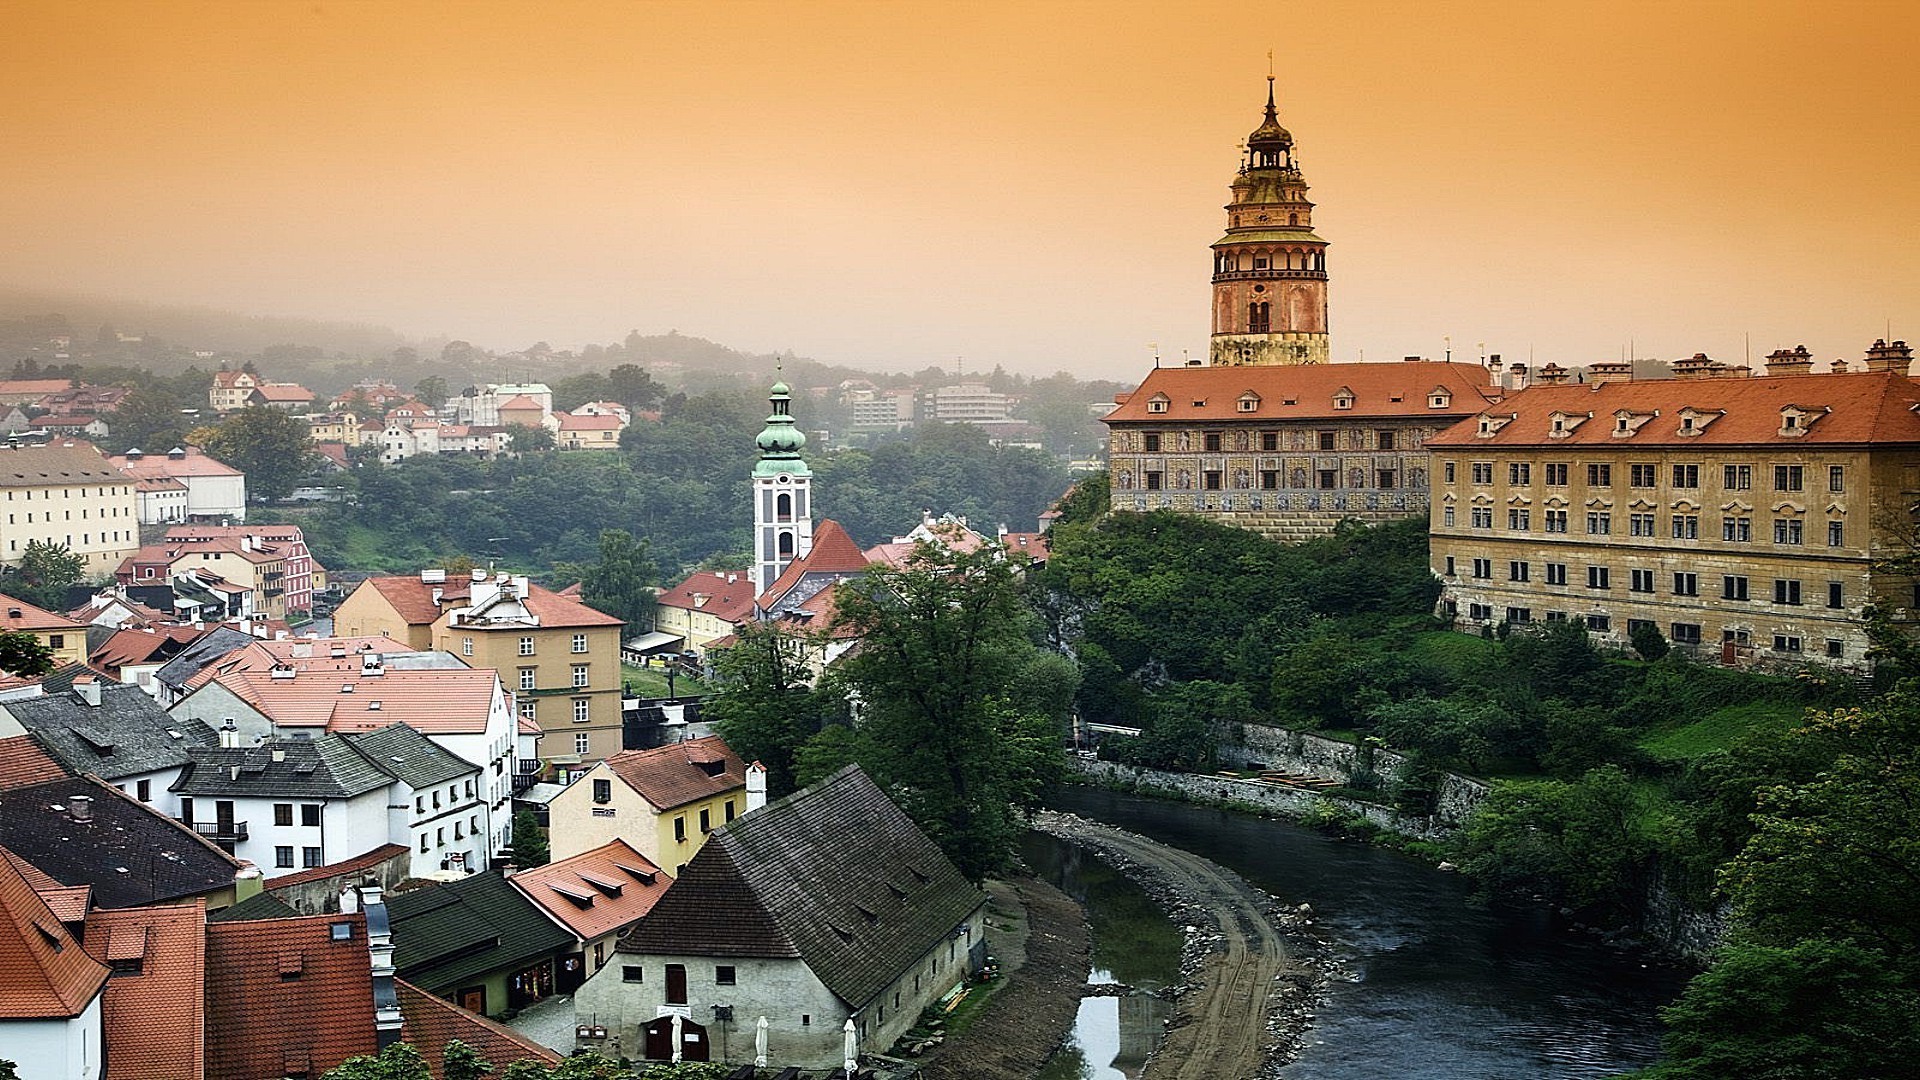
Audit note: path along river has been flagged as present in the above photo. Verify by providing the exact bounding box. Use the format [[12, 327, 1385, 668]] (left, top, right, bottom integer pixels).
[[1039, 786, 1690, 1080]]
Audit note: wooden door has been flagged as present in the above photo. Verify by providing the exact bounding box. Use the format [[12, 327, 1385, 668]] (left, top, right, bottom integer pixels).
[[665, 963, 688, 1005], [642, 1016, 709, 1062]]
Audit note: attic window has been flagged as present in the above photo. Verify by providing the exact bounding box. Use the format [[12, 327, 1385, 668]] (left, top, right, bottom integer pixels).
[[34, 920, 64, 952], [279, 953, 304, 980], [1332, 391, 1355, 410], [1145, 396, 1169, 414], [1237, 393, 1260, 413], [854, 903, 878, 923], [339, 684, 354, 694], [329, 922, 353, 941], [367, 701, 382, 710], [1429, 391, 1452, 409]]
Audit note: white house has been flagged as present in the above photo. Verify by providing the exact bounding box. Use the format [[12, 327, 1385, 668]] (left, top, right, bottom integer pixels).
[[108, 447, 247, 524], [0, 854, 107, 1080]]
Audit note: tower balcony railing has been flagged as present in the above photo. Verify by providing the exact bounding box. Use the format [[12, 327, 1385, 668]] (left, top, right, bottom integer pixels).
[[1210, 269, 1328, 283]]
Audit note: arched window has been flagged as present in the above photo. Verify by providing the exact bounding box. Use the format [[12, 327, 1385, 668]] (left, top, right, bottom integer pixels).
[[1249, 302, 1271, 334], [1289, 213, 1298, 226], [778, 532, 794, 558], [776, 493, 792, 522]]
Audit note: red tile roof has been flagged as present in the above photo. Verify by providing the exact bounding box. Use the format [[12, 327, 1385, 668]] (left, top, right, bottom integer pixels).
[[1001, 532, 1050, 560], [656, 570, 759, 623], [263, 843, 409, 890], [0, 379, 78, 398], [1427, 370, 1920, 448], [197, 666, 502, 734], [251, 383, 314, 403], [497, 394, 543, 411], [603, 735, 746, 812], [757, 518, 870, 608], [510, 838, 671, 941], [555, 413, 623, 431], [395, 979, 563, 1072], [0, 590, 86, 633], [1, 847, 90, 922], [83, 901, 207, 1080], [774, 580, 863, 640], [203, 913, 377, 1080], [108, 446, 245, 478], [0, 844, 108, 1018], [181, 635, 416, 692], [0, 734, 69, 790], [358, 574, 623, 630], [1103, 360, 1499, 423]]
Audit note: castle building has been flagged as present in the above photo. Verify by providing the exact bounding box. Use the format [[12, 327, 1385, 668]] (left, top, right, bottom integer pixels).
[[752, 381, 814, 595], [1104, 79, 1496, 539], [1428, 341, 1920, 670]]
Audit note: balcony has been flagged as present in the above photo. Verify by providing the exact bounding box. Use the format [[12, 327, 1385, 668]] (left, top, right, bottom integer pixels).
[[182, 820, 249, 842]]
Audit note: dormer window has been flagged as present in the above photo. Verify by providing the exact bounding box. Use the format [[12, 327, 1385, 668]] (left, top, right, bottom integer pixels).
[[1546, 411, 1591, 439], [1332, 387, 1355, 411], [1474, 413, 1515, 438], [1146, 394, 1169, 414], [1777, 404, 1827, 437], [1612, 409, 1657, 437], [1237, 392, 1260, 413], [1675, 407, 1723, 437], [1428, 386, 1453, 409]]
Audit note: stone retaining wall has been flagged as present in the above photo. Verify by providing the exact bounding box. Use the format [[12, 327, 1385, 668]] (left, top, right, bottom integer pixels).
[[1071, 758, 1453, 841], [1219, 723, 1490, 828]]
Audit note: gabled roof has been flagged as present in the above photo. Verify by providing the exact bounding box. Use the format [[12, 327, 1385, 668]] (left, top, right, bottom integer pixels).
[[602, 735, 746, 812], [0, 843, 108, 1018], [510, 838, 671, 942], [0, 733, 68, 790], [555, 412, 623, 431], [396, 979, 563, 1073], [90, 624, 203, 674], [190, 665, 503, 735], [6, 682, 218, 782], [1102, 360, 1498, 423], [249, 382, 314, 403], [497, 393, 544, 411], [355, 573, 624, 630], [153, 626, 259, 692], [1427, 370, 1920, 448], [262, 843, 409, 890], [758, 518, 870, 611], [655, 569, 759, 623], [0, 443, 129, 487], [83, 901, 207, 1080], [0, 776, 242, 908], [109, 446, 245, 479], [385, 870, 573, 993], [203, 912, 377, 1080], [174, 738, 396, 800], [0, 589, 86, 633], [342, 723, 476, 790], [619, 765, 984, 1010], [179, 635, 421, 694]]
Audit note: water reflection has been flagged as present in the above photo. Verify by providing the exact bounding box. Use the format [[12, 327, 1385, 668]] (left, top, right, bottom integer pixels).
[[1046, 787, 1688, 1080]]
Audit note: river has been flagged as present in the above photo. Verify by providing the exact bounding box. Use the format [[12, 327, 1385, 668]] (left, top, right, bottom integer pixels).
[[1038, 787, 1690, 1080]]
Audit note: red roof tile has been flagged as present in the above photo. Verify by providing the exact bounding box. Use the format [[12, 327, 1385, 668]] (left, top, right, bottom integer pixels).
[[0, 844, 108, 1018], [0, 590, 86, 633], [603, 736, 746, 812], [1, 847, 90, 922], [556, 413, 623, 431], [757, 518, 869, 608], [0, 734, 69, 790], [395, 979, 563, 1072], [204, 913, 377, 1080], [497, 394, 543, 411], [1103, 360, 1499, 423], [656, 569, 759, 624], [83, 901, 206, 1080], [359, 574, 623, 630], [198, 666, 502, 734], [263, 844, 409, 890], [510, 838, 671, 941], [1427, 370, 1920, 448]]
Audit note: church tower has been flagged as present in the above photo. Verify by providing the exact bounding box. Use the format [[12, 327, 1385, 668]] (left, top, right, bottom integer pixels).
[[1208, 76, 1331, 366], [752, 379, 814, 594]]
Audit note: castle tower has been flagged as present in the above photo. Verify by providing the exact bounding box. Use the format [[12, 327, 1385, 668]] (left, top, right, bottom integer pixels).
[[752, 380, 814, 594], [1209, 76, 1331, 367]]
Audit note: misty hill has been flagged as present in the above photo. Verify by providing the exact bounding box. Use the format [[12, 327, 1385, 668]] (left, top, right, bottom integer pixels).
[[0, 288, 408, 364]]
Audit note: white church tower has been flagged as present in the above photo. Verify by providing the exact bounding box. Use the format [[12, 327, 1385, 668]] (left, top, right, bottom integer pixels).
[[752, 379, 814, 594]]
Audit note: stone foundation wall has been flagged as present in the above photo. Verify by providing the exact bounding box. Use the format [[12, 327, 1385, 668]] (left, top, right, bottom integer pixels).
[[1222, 723, 1490, 827], [1071, 758, 1453, 841]]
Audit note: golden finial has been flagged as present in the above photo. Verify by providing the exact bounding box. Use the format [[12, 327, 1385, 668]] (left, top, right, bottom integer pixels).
[[1268, 49, 1275, 81]]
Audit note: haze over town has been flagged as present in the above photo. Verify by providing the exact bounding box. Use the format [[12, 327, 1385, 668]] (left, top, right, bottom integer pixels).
[[3, 0, 1916, 377]]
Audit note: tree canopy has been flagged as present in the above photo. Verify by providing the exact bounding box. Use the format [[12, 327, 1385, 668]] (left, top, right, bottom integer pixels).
[[201, 406, 315, 501]]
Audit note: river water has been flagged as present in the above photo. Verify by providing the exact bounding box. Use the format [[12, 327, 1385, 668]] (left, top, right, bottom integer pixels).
[[1039, 787, 1690, 1080]]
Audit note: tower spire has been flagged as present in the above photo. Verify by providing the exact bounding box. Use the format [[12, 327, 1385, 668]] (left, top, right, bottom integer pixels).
[[751, 378, 814, 594]]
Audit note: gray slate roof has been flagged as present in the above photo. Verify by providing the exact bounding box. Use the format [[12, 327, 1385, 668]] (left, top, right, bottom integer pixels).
[[173, 737, 394, 799], [0, 775, 241, 907], [153, 627, 257, 694], [5, 683, 218, 782], [343, 724, 475, 789], [618, 765, 985, 1010]]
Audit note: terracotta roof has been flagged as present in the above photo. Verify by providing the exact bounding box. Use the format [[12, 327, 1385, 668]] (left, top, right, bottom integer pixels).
[[0, 590, 86, 633], [194, 665, 502, 734], [556, 412, 623, 431], [655, 569, 759, 623], [0, 846, 90, 922], [251, 383, 314, 402], [510, 838, 671, 942], [356, 574, 624, 630], [83, 901, 207, 1080], [602, 736, 746, 812], [1427, 370, 1920, 448], [1001, 532, 1049, 560], [264, 843, 409, 890], [203, 912, 378, 1080], [108, 446, 245, 478], [396, 979, 564, 1072], [497, 394, 543, 411], [133, 476, 190, 492], [0, 843, 107, 1018], [619, 765, 984, 1010], [772, 580, 863, 640], [210, 371, 254, 389], [1103, 360, 1499, 424], [0, 378, 77, 397], [90, 625, 214, 675], [180, 636, 417, 693], [757, 518, 870, 609], [0, 734, 69, 790]]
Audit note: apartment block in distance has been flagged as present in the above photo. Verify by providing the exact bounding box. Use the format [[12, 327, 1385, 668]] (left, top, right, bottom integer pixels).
[[1429, 341, 1920, 671], [0, 442, 140, 574]]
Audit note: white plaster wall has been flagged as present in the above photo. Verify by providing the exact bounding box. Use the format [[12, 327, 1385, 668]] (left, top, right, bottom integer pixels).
[[576, 952, 848, 1067], [1, 991, 103, 1080]]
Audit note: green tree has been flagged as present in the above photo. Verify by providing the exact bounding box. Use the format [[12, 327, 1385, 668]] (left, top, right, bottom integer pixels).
[[202, 406, 315, 501], [0, 631, 54, 678], [507, 424, 554, 453], [442, 1041, 493, 1080], [1453, 765, 1662, 921], [1629, 621, 1671, 661], [5, 539, 89, 611], [0, 1058, 19, 1080], [830, 541, 1074, 880], [414, 376, 450, 410], [511, 808, 549, 867], [607, 363, 664, 410], [708, 621, 830, 797], [577, 530, 656, 632], [102, 385, 191, 453], [322, 1042, 431, 1080]]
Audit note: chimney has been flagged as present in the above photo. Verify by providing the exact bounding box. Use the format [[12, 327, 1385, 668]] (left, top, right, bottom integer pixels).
[[1535, 363, 1570, 386], [220, 719, 240, 749], [73, 675, 101, 707], [69, 794, 93, 822], [1587, 361, 1634, 387], [746, 761, 768, 812], [1507, 362, 1529, 391], [1486, 355, 1502, 389], [1864, 339, 1914, 375], [512, 575, 530, 598], [1764, 346, 1815, 377], [356, 884, 404, 1049], [471, 568, 487, 582], [1671, 353, 1714, 380]]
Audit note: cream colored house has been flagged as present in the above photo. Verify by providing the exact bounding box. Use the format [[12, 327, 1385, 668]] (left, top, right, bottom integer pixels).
[[0, 443, 139, 574], [546, 736, 761, 873]]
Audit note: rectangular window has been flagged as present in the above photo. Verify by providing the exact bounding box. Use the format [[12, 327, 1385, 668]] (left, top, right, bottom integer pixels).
[[715, 965, 737, 986], [1630, 569, 1654, 593], [301, 805, 320, 827], [519, 667, 536, 691], [1773, 519, 1803, 545], [572, 665, 590, 688], [1509, 462, 1531, 485], [1260, 470, 1278, 489], [1507, 508, 1529, 530], [1671, 623, 1702, 645], [1828, 520, 1845, 547], [1723, 575, 1749, 601], [1828, 582, 1844, 609], [622, 966, 644, 983], [1144, 471, 1162, 490], [1827, 639, 1844, 659], [674, 816, 687, 842], [1470, 507, 1492, 528], [1586, 511, 1611, 535], [1545, 463, 1569, 486], [725, 799, 736, 822], [1724, 464, 1753, 490], [1203, 471, 1222, 490], [1830, 465, 1845, 493], [1377, 469, 1397, 489], [136, 778, 150, 802], [1774, 465, 1804, 492], [519, 699, 537, 720], [699, 808, 711, 834], [666, 964, 688, 1005], [1545, 563, 1568, 586], [1673, 572, 1699, 596], [1143, 433, 1161, 452], [1671, 464, 1700, 488], [274, 803, 293, 827], [1509, 560, 1530, 582], [1627, 618, 1656, 637], [1629, 464, 1657, 487], [1319, 470, 1338, 490], [1584, 614, 1611, 632], [1471, 462, 1493, 485], [1505, 607, 1532, 624], [1468, 603, 1493, 621], [574, 732, 590, 755], [303, 847, 322, 868], [1443, 506, 1455, 527], [1320, 431, 1338, 451], [518, 636, 535, 656], [1773, 634, 1803, 654], [461, 637, 473, 657], [1774, 579, 1802, 605], [573, 698, 590, 723], [1471, 558, 1492, 580], [1203, 432, 1222, 452], [1587, 463, 1612, 486], [1672, 514, 1699, 539], [1587, 566, 1610, 590], [1629, 513, 1656, 537], [1722, 516, 1752, 542], [1544, 509, 1568, 533], [593, 778, 612, 804], [275, 846, 294, 868], [1444, 555, 1456, 576], [1444, 461, 1457, 484], [1261, 432, 1278, 452]]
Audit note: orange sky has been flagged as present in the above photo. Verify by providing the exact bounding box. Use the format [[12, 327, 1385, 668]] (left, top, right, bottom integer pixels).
[[2, 0, 1916, 379]]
